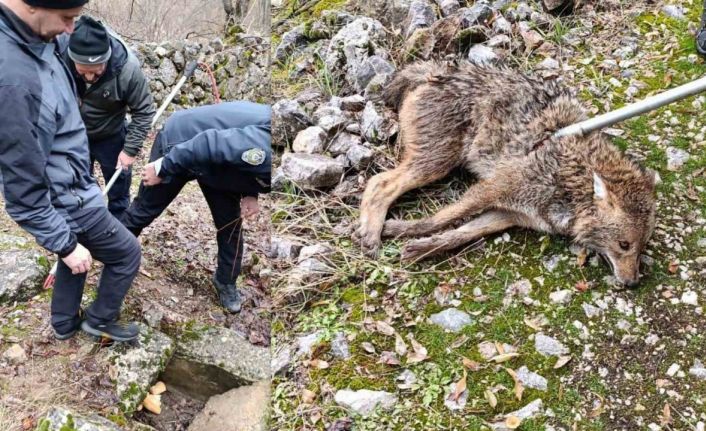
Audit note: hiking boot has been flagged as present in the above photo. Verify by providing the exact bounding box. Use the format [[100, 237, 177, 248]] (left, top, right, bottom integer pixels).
[[53, 308, 85, 340], [213, 276, 244, 314], [81, 319, 140, 342], [698, 6, 706, 57]]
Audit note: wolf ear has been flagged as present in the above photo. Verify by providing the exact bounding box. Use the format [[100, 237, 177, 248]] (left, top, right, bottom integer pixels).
[[593, 173, 609, 201]]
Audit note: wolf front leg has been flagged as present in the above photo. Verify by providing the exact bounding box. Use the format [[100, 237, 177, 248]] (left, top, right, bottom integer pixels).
[[383, 177, 511, 239], [400, 210, 517, 262]]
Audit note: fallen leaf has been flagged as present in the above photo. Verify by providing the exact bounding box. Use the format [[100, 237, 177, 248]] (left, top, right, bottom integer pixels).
[[505, 368, 524, 401], [451, 334, 469, 349], [660, 403, 672, 426], [575, 280, 590, 292], [143, 393, 161, 415], [489, 353, 520, 363], [150, 381, 166, 395], [395, 333, 408, 357], [505, 416, 521, 429], [21, 417, 34, 431], [361, 342, 376, 354], [494, 342, 506, 355], [484, 389, 497, 408], [462, 357, 480, 371], [407, 338, 428, 364], [668, 261, 679, 274], [523, 316, 544, 331], [554, 356, 572, 369], [379, 351, 401, 366], [301, 389, 317, 404], [309, 359, 330, 369], [310, 410, 322, 424], [450, 371, 467, 402], [375, 321, 396, 336]]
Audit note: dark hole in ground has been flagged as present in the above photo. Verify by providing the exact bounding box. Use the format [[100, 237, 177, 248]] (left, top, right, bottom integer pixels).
[[134, 389, 205, 431]]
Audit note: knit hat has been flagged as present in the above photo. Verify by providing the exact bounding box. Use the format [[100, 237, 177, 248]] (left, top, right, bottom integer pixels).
[[68, 16, 111, 65], [23, 0, 89, 9]]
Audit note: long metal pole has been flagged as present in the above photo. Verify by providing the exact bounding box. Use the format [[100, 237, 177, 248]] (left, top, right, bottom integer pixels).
[[554, 75, 706, 138]]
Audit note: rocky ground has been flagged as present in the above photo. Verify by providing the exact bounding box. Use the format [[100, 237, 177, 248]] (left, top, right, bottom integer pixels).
[[270, 0, 706, 430], [0, 33, 272, 431]]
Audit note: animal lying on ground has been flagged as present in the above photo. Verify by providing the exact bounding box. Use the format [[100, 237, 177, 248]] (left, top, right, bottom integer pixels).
[[354, 60, 657, 288]]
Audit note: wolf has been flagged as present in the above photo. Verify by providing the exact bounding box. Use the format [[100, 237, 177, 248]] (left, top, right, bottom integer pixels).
[[354, 60, 657, 287]]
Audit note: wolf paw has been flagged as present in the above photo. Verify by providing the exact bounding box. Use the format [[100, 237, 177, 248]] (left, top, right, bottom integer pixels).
[[353, 224, 382, 258], [400, 237, 437, 262]]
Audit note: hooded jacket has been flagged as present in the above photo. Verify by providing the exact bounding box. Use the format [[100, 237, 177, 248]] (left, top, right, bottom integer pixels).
[[0, 5, 104, 256], [62, 32, 154, 156]]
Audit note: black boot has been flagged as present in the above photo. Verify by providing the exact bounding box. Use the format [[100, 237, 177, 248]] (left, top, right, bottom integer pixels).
[[53, 308, 85, 341], [213, 276, 244, 313], [81, 319, 140, 342]]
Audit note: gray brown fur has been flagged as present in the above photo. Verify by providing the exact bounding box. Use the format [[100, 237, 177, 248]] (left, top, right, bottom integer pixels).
[[355, 60, 657, 287]]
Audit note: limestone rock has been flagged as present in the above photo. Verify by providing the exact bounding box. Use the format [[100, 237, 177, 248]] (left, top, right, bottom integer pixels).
[[280, 153, 345, 189], [334, 389, 398, 416], [187, 381, 270, 431], [39, 407, 122, 431], [0, 234, 48, 305], [429, 308, 473, 332], [293, 126, 327, 154]]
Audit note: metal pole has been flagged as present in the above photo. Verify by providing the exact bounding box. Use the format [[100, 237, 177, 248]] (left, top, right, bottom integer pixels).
[[554, 75, 706, 138]]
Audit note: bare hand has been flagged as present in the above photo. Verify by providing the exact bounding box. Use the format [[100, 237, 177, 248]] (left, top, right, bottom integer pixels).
[[61, 243, 93, 274], [117, 151, 136, 170], [240, 196, 259, 219], [141, 162, 162, 186]]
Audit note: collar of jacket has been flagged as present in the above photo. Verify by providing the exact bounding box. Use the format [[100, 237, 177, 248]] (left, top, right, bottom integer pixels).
[[0, 4, 61, 63]]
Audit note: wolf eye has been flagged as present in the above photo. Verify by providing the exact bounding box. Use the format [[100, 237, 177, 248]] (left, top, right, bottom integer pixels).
[[619, 241, 630, 251]]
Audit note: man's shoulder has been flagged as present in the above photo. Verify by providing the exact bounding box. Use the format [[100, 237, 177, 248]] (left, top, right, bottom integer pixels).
[[0, 42, 41, 97]]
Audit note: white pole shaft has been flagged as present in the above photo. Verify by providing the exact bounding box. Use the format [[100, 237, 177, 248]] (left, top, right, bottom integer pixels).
[[554, 75, 706, 138]]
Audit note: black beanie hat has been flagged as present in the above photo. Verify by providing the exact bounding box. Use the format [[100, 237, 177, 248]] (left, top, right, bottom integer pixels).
[[68, 16, 111, 64], [23, 0, 89, 9]]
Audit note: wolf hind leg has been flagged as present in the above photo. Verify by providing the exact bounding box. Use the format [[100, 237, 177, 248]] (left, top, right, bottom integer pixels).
[[383, 176, 510, 239], [400, 210, 517, 262]]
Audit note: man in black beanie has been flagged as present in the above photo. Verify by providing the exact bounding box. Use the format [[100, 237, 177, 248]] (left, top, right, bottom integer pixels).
[[0, 0, 142, 342], [63, 16, 155, 220]]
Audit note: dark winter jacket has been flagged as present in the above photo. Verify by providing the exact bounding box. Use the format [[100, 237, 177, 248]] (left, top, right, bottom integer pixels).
[[0, 4, 104, 256], [61, 33, 154, 156], [156, 102, 271, 196]]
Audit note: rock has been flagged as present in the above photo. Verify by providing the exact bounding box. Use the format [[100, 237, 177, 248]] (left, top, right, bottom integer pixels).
[[458, 4, 494, 27], [316, 107, 349, 135], [334, 389, 398, 416], [188, 381, 270, 431], [662, 5, 686, 20], [110, 324, 175, 413], [271, 345, 293, 376], [487, 34, 511, 48], [297, 330, 325, 357], [582, 303, 601, 318], [209, 37, 224, 52], [269, 236, 303, 260], [493, 16, 512, 34], [542, 255, 561, 272], [429, 308, 473, 332], [516, 366, 548, 391], [436, 0, 460, 17], [397, 369, 417, 389], [298, 244, 333, 262], [535, 333, 569, 357], [404, 0, 436, 38], [0, 235, 48, 305], [2, 343, 27, 365], [292, 258, 334, 283], [156, 59, 178, 86], [172, 51, 185, 70], [549, 289, 572, 305], [698, 238, 706, 249], [340, 95, 366, 111], [272, 99, 312, 146], [468, 44, 498, 64], [444, 380, 468, 410], [346, 144, 374, 170], [538, 57, 560, 70], [154, 46, 169, 58], [520, 26, 544, 51], [681, 290, 698, 306], [274, 25, 307, 63], [541, 0, 573, 14], [328, 132, 362, 156], [666, 147, 690, 171], [360, 102, 389, 143], [325, 17, 387, 90], [515, 3, 534, 21], [503, 278, 532, 306], [491, 399, 544, 430], [38, 407, 122, 431], [293, 126, 327, 154], [163, 325, 270, 401], [689, 360, 706, 380], [331, 332, 352, 360], [280, 153, 345, 189], [355, 55, 396, 93]]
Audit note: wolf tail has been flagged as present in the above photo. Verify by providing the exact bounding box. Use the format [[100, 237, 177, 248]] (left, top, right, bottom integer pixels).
[[383, 61, 444, 111]]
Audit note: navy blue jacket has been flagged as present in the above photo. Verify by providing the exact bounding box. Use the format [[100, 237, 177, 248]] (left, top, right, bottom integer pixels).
[[157, 102, 271, 196], [0, 5, 103, 256]]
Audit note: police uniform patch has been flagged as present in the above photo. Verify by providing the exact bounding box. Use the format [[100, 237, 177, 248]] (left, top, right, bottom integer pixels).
[[242, 148, 266, 166]]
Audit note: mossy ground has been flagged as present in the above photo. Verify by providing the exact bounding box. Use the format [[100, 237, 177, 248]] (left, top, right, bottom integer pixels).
[[271, 0, 706, 429]]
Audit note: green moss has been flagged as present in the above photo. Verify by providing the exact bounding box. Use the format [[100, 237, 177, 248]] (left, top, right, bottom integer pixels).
[[310, 0, 347, 17], [34, 419, 50, 431]]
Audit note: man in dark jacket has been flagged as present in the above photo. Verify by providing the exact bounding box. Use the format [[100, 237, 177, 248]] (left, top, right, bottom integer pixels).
[[63, 16, 155, 220], [122, 102, 271, 313], [0, 0, 141, 342]]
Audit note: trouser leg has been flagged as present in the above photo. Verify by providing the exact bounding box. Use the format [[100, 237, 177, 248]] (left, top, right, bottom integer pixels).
[[90, 127, 131, 220], [50, 260, 88, 334], [199, 182, 243, 285]]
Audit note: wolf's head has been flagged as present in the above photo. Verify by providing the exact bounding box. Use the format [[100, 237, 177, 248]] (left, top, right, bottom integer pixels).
[[573, 169, 657, 287]]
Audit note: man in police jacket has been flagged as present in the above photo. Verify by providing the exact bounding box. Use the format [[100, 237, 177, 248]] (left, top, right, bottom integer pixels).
[[122, 101, 271, 313], [0, 0, 141, 342]]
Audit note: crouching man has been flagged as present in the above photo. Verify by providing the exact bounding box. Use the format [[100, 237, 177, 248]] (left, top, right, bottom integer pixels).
[[121, 102, 271, 313], [0, 0, 141, 341]]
